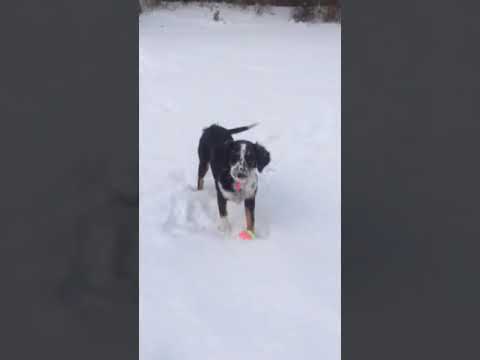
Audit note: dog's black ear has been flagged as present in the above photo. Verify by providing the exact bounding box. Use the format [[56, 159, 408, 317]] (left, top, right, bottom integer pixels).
[[254, 142, 270, 173]]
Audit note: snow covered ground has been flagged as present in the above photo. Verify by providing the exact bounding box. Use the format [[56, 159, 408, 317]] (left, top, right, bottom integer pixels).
[[140, 4, 340, 360]]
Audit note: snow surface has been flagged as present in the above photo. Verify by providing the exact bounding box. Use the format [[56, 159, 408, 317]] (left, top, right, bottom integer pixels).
[[140, 4, 340, 360]]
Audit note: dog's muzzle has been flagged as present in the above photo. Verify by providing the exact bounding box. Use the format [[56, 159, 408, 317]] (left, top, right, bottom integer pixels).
[[231, 163, 249, 180]]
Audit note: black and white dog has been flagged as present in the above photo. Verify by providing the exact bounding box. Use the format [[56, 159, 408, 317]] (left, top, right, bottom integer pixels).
[[197, 123, 270, 234]]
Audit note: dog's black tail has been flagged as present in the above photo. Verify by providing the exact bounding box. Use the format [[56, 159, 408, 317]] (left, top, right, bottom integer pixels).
[[228, 123, 259, 135]]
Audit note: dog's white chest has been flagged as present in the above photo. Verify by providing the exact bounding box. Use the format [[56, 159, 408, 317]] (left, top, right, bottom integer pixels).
[[218, 173, 257, 203]]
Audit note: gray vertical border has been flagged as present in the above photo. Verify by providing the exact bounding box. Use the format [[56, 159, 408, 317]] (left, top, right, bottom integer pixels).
[[343, 0, 480, 358], [0, 1, 138, 359]]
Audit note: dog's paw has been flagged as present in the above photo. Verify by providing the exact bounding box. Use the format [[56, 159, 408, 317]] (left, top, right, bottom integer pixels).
[[218, 217, 231, 234]]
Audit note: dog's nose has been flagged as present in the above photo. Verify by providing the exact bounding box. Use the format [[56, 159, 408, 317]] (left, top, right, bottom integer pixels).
[[237, 173, 247, 179]]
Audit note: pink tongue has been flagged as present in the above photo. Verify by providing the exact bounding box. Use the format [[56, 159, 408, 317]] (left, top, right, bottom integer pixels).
[[234, 182, 242, 191]]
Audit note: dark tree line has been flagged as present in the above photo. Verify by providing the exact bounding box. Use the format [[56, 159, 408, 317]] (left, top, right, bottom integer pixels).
[[139, 0, 341, 23]]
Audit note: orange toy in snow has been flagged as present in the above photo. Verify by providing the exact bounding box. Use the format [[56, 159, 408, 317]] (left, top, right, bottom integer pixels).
[[239, 230, 255, 240]]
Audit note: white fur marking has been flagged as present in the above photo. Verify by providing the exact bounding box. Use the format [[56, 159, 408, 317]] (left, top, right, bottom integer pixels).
[[230, 143, 249, 179], [218, 171, 258, 204], [240, 143, 246, 162], [218, 216, 231, 233]]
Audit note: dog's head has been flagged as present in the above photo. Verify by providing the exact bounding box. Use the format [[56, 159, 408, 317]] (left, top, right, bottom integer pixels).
[[224, 140, 270, 180]]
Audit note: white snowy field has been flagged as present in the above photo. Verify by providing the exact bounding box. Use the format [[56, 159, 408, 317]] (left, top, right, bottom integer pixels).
[[140, 4, 340, 360]]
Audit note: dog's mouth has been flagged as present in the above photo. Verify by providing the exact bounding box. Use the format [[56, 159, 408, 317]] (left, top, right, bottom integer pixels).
[[230, 166, 250, 182], [232, 173, 248, 182]]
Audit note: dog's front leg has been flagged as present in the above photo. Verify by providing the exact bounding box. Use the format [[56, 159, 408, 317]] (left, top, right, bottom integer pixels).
[[216, 190, 230, 233], [244, 197, 255, 233]]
